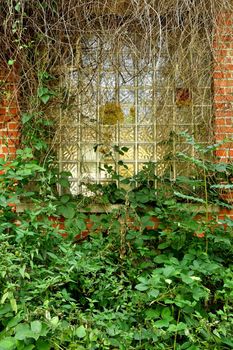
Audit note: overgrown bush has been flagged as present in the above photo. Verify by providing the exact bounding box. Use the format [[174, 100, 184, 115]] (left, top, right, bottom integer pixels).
[[0, 139, 232, 349]]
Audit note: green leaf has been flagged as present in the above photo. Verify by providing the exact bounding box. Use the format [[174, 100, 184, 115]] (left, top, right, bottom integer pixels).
[[135, 283, 149, 291], [10, 298, 17, 313], [31, 320, 42, 334], [222, 338, 233, 347], [75, 325, 86, 338], [154, 319, 170, 328], [50, 316, 59, 327], [23, 346, 35, 350], [145, 309, 160, 320], [7, 59, 15, 66], [163, 266, 176, 277], [15, 324, 34, 340], [35, 340, 51, 350], [57, 205, 75, 219], [60, 195, 71, 204], [158, 242, 170, 249], [0, 338, 15, 350], [40, 94, 50, 104], [174, 191, 205, 203], [168, 322, 187, 332], [58, 177, 70, 188], [7, 315, 23, 329], [14, 2, 21, 12], [180, 274, 195, 285], [148, 289, 159, 298], [161, 308, 171, 320], [22, 113, 33, 124]]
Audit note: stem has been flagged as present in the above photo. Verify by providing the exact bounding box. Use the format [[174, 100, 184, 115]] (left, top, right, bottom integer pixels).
[[203, 166, 209, 254], [173, 309, 181, 350]]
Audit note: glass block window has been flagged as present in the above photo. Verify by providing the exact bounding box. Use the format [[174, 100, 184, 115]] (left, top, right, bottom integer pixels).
[[57, 36, 213, 194]]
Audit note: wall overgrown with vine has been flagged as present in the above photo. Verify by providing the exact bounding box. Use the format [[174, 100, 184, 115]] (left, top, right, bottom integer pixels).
[[0, 0, 232, 156]]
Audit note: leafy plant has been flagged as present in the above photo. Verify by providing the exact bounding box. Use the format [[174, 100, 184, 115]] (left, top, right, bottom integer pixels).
[[0, 137, 232, 349]]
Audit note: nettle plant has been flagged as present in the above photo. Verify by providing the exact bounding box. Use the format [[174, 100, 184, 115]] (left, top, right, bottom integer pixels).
[[0, 134, 232, 350], [87, 133, 233, 210]]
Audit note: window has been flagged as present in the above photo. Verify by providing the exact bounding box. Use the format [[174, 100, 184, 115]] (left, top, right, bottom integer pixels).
[[56, 35, 212, 194]]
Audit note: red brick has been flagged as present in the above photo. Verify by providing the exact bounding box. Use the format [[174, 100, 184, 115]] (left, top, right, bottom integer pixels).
[[213, 72, 233, 79], [216, 126, 233, 133], [214, 65, 233, 72], [214, 56, 233, 64], [215, 118, 226, 125], [0, 100, 17, 108], [215, 149, 227, 157], [225, 118, 233, 125], [214, 95, 233, 102], [214, 80, 233, 87], [223, 142, 233, 148], [0, 115, 13, 123], [215, 134, 229, 141], [213, 42, 233, 49], [8, 122, 19, 130], [215, 110, 233, 117], [0, 130, 19, 138]]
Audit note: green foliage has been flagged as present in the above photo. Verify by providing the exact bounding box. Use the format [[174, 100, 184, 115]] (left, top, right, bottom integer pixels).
[[0, 137, 232, 349]]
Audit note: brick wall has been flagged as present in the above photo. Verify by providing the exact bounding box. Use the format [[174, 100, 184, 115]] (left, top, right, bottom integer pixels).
[[213, 12, 233, 219], [214, 13, 233, 161], [0, 65, 20, 160], [0, 14, 232, 219]]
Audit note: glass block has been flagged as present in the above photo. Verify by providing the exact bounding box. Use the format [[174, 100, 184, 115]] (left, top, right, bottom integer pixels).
[[156, 144, 173, 162], [137, 105, 153, 124], [69, 181, 78, 195], [138, 89, 153, 104], [138, 126, 154, 142], [61, 163, 78, 178], [99, 163, 115, 178], [102, 55, 115, 70], [155, 88, 174, 105], [61, 145, 78, 161], [193, 106, 212, 124], [138, 144, 154, 161], [120, 105, 133, 123], [119, 163, 134, 177], [175, 124, 193, 136], [156, 107, 174, 126], [68, 70, 79, 89], [123, 106, 136, 124], [175, 107, 193, 124], [100, 125, 117, 142], [81, 145, 97, 162], [81, 101, 97, 120], [119, 50, 134, 69], [119, 89, 135, 103], [101, 89, 116, 101], [156, 125, 173, 142], [81, 54, 96, 67], [138, 73, 153, 86], [175, 143, 193, 156], [156, 162, 170, 177], [81, 126, 97, 142], [192, 88, 212, 106], [59, 127, 79, 143], [100, 72, 116, 88], [80, 162, 97, 180], [119, 127, 135, 142], [119, 71, 135, 86], [175, 162, 193, 177], [194, 124, 213, 144], [120, 146, 134, 160]]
